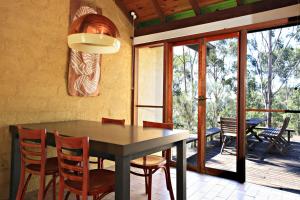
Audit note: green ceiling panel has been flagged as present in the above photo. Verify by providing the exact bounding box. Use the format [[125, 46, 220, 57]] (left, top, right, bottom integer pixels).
[[243, 0, 262, 5], [166, 10, 196, 21], [137, 19, 161, 29], [200, 0, 237, 15], [137, 0, 262, 29]]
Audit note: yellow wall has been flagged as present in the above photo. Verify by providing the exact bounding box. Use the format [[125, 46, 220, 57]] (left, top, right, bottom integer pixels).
[[0, 0, 132, 199]]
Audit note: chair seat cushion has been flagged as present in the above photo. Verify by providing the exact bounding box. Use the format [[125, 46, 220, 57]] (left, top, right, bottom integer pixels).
[[131, 155, 166, 167], [65, 169, 115, 195], [26, 157, 58, 175], [260, 128, 280, 137]]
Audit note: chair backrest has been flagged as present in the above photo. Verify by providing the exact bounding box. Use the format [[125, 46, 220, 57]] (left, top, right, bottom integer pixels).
[[143, 121, 173, 159], [220, 117, 237, 135], [18, 126, 47, 169], [143, 121, 173, 130], [277, 117, 290, 137], [55, 132, 89, 194], [102, 117, 125, 125]]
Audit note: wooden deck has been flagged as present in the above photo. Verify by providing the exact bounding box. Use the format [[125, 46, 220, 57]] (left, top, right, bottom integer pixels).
[[187, 135, 300, 194]]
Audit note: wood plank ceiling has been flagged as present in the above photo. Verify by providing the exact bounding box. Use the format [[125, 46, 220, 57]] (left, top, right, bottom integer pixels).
[[121, 0, 226, 22], [114, 0, 299, 36]]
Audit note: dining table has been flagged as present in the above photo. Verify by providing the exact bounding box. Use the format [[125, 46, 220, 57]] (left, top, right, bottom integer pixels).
[[9, 120, 189, 200]]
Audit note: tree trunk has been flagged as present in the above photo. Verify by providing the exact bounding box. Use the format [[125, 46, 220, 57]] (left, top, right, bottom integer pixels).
[[267, 30, 273, 127], [182, 47, 187, 93]]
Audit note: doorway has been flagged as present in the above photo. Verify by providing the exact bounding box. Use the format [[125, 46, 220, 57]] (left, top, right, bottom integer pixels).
[[169, 32, 246, 181]]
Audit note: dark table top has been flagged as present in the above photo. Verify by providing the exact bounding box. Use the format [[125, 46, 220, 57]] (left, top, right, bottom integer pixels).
[[15, 120, 189, 157], [246, 118, 266, 126]]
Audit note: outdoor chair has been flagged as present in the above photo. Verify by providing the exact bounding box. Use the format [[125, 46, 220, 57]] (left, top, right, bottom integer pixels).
[[260, 117, 290, 158], [130, 121, 174, 200], [220, 117, 237, 154]]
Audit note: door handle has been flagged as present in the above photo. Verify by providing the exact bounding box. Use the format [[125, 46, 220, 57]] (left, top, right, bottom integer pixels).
[[195, 96, 210, 101]]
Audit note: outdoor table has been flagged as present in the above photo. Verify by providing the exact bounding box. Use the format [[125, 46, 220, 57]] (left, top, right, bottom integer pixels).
[[246, 118, 266, 141], [9, 120, 189, 200], [216, 118, 266, 141]]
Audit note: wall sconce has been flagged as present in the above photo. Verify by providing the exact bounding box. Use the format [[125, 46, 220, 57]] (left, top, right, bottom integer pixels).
[[68, 14, 120, 54]]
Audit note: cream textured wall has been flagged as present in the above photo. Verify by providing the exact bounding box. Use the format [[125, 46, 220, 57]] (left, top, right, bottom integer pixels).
[[0, 0, 132, 199]]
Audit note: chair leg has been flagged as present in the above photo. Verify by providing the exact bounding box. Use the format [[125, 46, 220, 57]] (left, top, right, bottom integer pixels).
[[260, 142, 274, 160], [38, 173, 46, 200], [52, 175, 57, 200], [143, 169, 148, 194], [220, 136, 227, 154], [82, 194, 88, 200], [164, 167, 174, 200], [19, 173, 32, 200], [44, 175, 56, 198], [147, 169, 152, 200], [97, 157, 104, 169], [16, 163, 26, 200], [59, 178, 65, 200]]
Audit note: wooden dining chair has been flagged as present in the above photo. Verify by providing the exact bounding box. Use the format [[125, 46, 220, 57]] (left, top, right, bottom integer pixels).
[[220, 117, 237, 154], [101, 117, 125, 125], [130, 121, 174, 200], [55, 132, 115, 200], [90, 117, 126, 169], [16, 127, 58, 200]]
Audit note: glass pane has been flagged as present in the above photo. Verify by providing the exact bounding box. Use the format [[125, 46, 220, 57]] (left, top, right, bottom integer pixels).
[[137, 107, 163, 126], [246, 25, 300, 192], [172, 44, 199, 168], [138, 46, 164, 106], [205, 38, 238, 172]]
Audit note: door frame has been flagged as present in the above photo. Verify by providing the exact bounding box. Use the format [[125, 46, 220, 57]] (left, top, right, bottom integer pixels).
[[165, 31, 247, 182]]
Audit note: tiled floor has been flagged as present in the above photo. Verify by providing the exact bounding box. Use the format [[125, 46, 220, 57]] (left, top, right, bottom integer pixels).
[[25, 168, 300, 200]]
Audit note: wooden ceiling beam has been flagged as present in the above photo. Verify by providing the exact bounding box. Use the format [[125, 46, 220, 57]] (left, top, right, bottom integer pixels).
[[151, 0, 166, 23], [188, 0, 201, 16], [114, 0, 132, 24], [135, 0, 299, 36]]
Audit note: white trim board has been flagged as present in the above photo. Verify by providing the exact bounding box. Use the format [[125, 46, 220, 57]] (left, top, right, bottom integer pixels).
[[134, 4, 300, 45]]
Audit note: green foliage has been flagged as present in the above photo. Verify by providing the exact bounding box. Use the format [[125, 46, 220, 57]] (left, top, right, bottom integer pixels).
[[247, 25, 300, 134], [172, 25, 299, 136]]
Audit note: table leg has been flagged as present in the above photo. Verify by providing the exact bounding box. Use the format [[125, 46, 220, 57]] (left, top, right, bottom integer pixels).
[[248, 128, 263, 142], [176, 140, 186, 200], [115, 155, 130, 200], [254, 132, 263, 142], [9, 126, 21, 200]]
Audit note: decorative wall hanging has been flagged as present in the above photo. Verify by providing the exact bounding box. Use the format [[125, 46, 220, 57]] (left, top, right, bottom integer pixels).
[[67, 0, 120, 96]]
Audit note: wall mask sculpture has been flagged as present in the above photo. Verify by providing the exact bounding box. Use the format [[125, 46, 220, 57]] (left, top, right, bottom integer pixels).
[[67, 1, 120, 96]]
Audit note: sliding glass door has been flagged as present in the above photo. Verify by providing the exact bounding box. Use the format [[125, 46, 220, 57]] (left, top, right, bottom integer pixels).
[[133, 32, 246, 181], [169, 32, 246, 181], [201, 33, 239, 173], [172, 42, 200, 170]]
